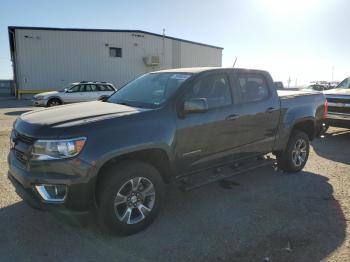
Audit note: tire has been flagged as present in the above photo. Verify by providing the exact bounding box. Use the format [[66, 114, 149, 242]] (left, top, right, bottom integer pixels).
[[47, 98, 62, 107], [276, 130, 310, 173], [97, 160, 164, 235]]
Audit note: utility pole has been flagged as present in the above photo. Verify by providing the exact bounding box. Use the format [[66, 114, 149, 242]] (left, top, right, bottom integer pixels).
[[287, 77, 291, 88], [331, 66, 334, 82]]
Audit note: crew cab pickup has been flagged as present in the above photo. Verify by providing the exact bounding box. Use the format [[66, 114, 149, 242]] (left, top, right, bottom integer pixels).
[[8, 68, 327, 235], [324, 76, 350, 129]]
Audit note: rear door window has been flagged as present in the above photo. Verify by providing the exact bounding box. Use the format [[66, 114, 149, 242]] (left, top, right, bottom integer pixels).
[[237, 74, 270, 103], [90, 84, 98, 92], [84, 85, 92, 92]]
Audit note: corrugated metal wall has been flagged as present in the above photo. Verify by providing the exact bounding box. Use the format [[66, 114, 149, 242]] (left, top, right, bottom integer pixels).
[[14, 29, 222, 90]]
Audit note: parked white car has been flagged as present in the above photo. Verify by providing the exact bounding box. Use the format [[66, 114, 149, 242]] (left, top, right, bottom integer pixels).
[[33, 81, 117, 107]]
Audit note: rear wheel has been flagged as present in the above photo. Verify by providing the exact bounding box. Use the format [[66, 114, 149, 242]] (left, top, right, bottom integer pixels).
[[276, 130, 310, 173], [97, 160, 164, 235], [47, 98, 62, 107]]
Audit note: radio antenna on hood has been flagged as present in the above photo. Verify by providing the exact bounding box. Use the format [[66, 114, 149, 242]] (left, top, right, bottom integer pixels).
[[232, 57, 238, 68]]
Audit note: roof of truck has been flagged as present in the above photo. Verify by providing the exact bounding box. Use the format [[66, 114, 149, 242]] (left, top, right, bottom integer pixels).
[[153, 67, 269, 74]]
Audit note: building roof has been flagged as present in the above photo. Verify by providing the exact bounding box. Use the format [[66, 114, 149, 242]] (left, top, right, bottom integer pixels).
[[8, 26, 223, 50]]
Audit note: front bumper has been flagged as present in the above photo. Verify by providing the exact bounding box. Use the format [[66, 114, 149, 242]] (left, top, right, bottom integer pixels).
[[326, 112, 350, 128], [7, 150, 96, 212], [32, 99, 48, 107]]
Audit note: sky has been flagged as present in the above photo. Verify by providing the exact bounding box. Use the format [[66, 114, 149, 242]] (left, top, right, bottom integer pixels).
[[0, 0, 349, 86]]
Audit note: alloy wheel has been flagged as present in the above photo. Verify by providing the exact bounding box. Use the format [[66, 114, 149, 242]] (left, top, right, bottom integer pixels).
[[291, 138, 307, 167], [114, 177, 155, 225]]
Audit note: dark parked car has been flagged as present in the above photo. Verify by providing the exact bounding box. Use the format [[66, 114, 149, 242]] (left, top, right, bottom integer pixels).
[[324, 76, 350, 129], [274, 81, 284, 90], [8, 67, 327, 235]]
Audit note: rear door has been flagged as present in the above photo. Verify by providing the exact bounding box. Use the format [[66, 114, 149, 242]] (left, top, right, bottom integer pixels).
[[85, 84, 100, 101], [234, 72, 280, 157], [175, 71, 242, 174]]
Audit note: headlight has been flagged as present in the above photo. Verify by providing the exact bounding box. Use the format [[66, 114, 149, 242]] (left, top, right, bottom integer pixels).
[[31, 137, 86, 160], [34, 95, 44, 100]]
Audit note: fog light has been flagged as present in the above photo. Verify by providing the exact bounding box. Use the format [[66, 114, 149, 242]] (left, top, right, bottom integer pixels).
[[35, 184, 68, 203]]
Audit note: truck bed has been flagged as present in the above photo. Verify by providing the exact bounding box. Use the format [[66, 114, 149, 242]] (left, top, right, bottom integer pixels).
[[277, 89, 320, 99]]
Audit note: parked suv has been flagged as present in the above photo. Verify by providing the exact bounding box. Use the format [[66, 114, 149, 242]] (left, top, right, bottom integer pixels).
[[32, 81, 116, 107], [8, 68, 326, 235], [324, 76, 350, 129]]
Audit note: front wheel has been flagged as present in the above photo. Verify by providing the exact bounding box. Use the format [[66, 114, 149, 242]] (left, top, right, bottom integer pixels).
[[276, 130, 310, 173], [97, 160, 164, 235], [47, 98, 62, 107]]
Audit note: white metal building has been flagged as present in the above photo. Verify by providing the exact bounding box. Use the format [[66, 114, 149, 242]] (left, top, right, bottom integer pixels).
[[8, 26, 223, 96]]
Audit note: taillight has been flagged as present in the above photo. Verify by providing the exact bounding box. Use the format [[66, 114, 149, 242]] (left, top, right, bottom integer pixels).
[[323, 100, 328, 119]]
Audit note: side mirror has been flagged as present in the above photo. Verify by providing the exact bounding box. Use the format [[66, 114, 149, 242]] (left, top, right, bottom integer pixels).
[[64, 88, 69, 93], [183, 98, 208, 114]]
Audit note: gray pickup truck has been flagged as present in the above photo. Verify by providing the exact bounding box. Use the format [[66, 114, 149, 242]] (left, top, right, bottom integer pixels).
[[324, 76, 350, 129], [8, 67, 327, 235]]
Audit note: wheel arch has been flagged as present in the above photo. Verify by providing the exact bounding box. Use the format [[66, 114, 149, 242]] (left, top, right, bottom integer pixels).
[[273, 117, 316, 153], [291, 119, 315, 141], [93, 148, 173, 207], [47, 96, 63, 105]]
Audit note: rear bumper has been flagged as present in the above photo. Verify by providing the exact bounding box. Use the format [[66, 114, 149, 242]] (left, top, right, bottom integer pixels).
[[7, 150, 96, 212]]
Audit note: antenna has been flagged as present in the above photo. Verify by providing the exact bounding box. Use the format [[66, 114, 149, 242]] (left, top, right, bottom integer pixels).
[[232, 57, 238, 68]]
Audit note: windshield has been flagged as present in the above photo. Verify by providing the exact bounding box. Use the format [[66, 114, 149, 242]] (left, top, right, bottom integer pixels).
[[107, 73, 192, 108], [336, 77, 350, 89]]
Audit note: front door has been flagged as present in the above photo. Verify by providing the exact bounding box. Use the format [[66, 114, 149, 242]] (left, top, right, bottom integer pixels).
[[63, 84, 85, 103], [175, 72, 241, 174]]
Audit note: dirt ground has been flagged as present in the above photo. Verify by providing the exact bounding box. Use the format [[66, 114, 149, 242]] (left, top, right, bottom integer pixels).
[[0, 98, 349, 262]]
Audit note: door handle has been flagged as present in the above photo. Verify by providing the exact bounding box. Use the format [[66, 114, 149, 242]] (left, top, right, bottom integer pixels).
[[226, 114, 239, 121], [266, 107, 276, 113]]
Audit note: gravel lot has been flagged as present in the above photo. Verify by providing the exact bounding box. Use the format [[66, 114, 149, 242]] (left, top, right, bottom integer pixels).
[[0, 98, 349, 262]]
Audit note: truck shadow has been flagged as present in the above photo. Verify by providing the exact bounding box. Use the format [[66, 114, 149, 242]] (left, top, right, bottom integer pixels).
[[0, 169, 346, 261], [312, 127, 350, 165]]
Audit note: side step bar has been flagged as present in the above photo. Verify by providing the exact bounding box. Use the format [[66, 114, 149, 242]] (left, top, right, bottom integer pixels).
[[177, 157, 276, 192]]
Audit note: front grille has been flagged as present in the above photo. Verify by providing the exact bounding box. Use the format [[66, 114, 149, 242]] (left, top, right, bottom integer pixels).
[[12, 130, 35, 165], [326, 97, 350, 104], [15, 149, 27, 165], [328, 106, 350, 114], [16, 132, 35, 145]]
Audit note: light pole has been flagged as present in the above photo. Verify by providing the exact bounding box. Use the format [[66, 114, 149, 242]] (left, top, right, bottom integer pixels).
[[331, 66, 334, 82]]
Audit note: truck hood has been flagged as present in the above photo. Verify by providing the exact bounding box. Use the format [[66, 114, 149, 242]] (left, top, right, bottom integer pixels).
[[323, 88, 350, 96], [20, 101, 145, 126]]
